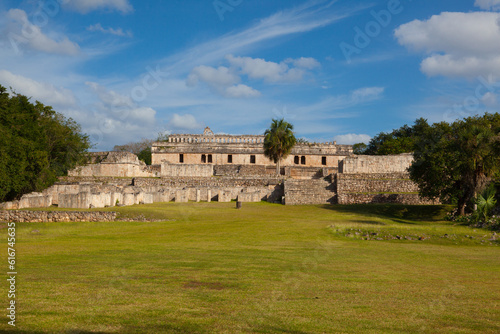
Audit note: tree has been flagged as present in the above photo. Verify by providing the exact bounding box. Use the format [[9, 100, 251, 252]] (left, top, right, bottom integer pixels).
[[352, 143, 367, 155], [264, 118, 296, 175], [0, 85, 91, 202], [409, 113, 500, 215], [364, 118, 430, 155], [137, 147, 152, 165]]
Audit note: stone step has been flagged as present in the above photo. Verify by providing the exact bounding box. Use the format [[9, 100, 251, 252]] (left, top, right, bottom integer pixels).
[[283, 178, 337, 205]]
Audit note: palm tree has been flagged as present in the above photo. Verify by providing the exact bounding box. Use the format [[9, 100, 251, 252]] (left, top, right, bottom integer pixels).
[[264, 118, 296, 176]]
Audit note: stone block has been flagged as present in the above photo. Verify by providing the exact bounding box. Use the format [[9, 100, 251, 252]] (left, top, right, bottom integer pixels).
[[175, 190, 189, 202], [18, 193, 53, 209], [59, 193, 92, 209], [218, 190, 232, 202], [237, 192, 261, 202]]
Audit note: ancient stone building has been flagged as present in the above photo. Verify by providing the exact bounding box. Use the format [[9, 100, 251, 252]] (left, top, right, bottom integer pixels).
[[152, 127, 353, 169], [0, 128, 435, 211]]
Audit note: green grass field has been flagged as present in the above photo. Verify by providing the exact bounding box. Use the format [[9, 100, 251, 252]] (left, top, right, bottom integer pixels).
[[1, 202, 499, 333]]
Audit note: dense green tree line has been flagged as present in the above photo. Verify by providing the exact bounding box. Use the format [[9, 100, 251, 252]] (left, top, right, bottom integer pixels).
[[0, 85, 91, 202], [410, 113, 500, 215], [355, 113, 500, 215], [354, 118, 430, 155]]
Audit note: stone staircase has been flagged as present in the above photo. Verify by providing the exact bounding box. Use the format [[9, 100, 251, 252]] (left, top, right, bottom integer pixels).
[[284, 176, 337, 205]]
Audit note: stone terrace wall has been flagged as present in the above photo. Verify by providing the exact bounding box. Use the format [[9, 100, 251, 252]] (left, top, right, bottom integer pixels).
[[337, 173, 435, 205], [339, 154, 413, 174], [0, 211, 116, 222], [284, 178, 336, 205], [134, 177, 284, 203], [337, 173, 419, 193], [133, 177, 281, 188], [214, 165, 276, 177], [161, 163, 213, 177], [337, 193, 437, 205]]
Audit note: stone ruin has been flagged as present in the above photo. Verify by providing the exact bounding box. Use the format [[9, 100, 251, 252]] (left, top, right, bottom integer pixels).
[[0, 128, 435, 210]]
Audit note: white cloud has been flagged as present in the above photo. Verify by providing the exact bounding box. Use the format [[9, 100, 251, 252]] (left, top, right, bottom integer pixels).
[[187, 55, 319, 98], [167, 114, 203, 131], [225, 84, 261, 98], [85, 82, 156, 125], [159, 1, 359, 77], [351, 87, 385, 102], [187, 65, 240, 88], [5, 9, 80, 55], [475, 0, 500, 10], [395, 12, 500, 78], [288, 57, 321, 69], [226, 55, 307, 83], [62, 0, 133, 14], [333, 134, 371, 145], [186, 65, 260, 98], [0, 70, 77, 107], [87, 23, 132, 37]]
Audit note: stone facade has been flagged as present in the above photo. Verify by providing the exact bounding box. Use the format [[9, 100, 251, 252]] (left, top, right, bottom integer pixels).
[[152, 127, 352, 169], [336, 172, 436, 205], [339, 154, 413, 174]]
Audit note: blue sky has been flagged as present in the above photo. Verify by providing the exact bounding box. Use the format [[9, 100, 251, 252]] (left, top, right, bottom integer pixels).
[[1, 0, 500, 150]]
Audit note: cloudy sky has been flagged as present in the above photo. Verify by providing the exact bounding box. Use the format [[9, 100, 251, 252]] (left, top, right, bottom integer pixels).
[[1, 0, 499, 150]]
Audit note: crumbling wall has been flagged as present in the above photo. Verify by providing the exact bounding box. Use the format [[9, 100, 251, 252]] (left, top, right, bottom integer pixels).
[[336, 173, 436, 205], [68, 152, 160, 178], [161, 163, 213, 177], [339, 154, 413, 174], [0, 210, 116, 222]]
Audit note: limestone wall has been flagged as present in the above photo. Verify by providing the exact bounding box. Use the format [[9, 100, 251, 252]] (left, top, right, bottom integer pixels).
[[337, 193, 436, 205], [339, 154, 413, 174], [0, 210, 116, 222], [337, 173, 419, 193], [68, 151, 160, 178], [336, 173, 436, 205], [161, 163, 213, 177], [284, 178, 336, 205]]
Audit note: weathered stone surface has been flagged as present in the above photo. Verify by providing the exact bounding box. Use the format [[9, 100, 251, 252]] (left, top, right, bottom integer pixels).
[[237, 192, 261, 202], [337, 173, 419, 193], [161, 163, 213, 177], [337, 193, 436, 205], [0, 210, 116, 222], [68, 152, 160, 178], [59, 192, 91, 209], [284, 178, 336, 205], [339, 154, 413, 174], [218, 190, 232, 203], [18, 193, 53, 209], [175, 190, 189, 202]]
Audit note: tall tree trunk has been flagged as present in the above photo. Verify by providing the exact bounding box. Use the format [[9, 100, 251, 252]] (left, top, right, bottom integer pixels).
[[276, 159, 281, 176]]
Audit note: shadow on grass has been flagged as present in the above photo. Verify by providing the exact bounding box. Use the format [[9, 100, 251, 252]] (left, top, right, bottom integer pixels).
[[319, 204, 451, 222], [0, 322, 210, 334]]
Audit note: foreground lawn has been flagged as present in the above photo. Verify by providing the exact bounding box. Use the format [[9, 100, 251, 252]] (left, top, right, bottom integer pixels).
[[1, 202, 499, 333]]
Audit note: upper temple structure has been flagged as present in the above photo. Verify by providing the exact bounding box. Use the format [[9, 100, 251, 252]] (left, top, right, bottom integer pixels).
[[0, 126, 437, 211], [152, 127, 353, 168]]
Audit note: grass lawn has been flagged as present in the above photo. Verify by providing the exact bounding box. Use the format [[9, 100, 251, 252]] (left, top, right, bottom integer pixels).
[[1, 202, 499, 333]]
